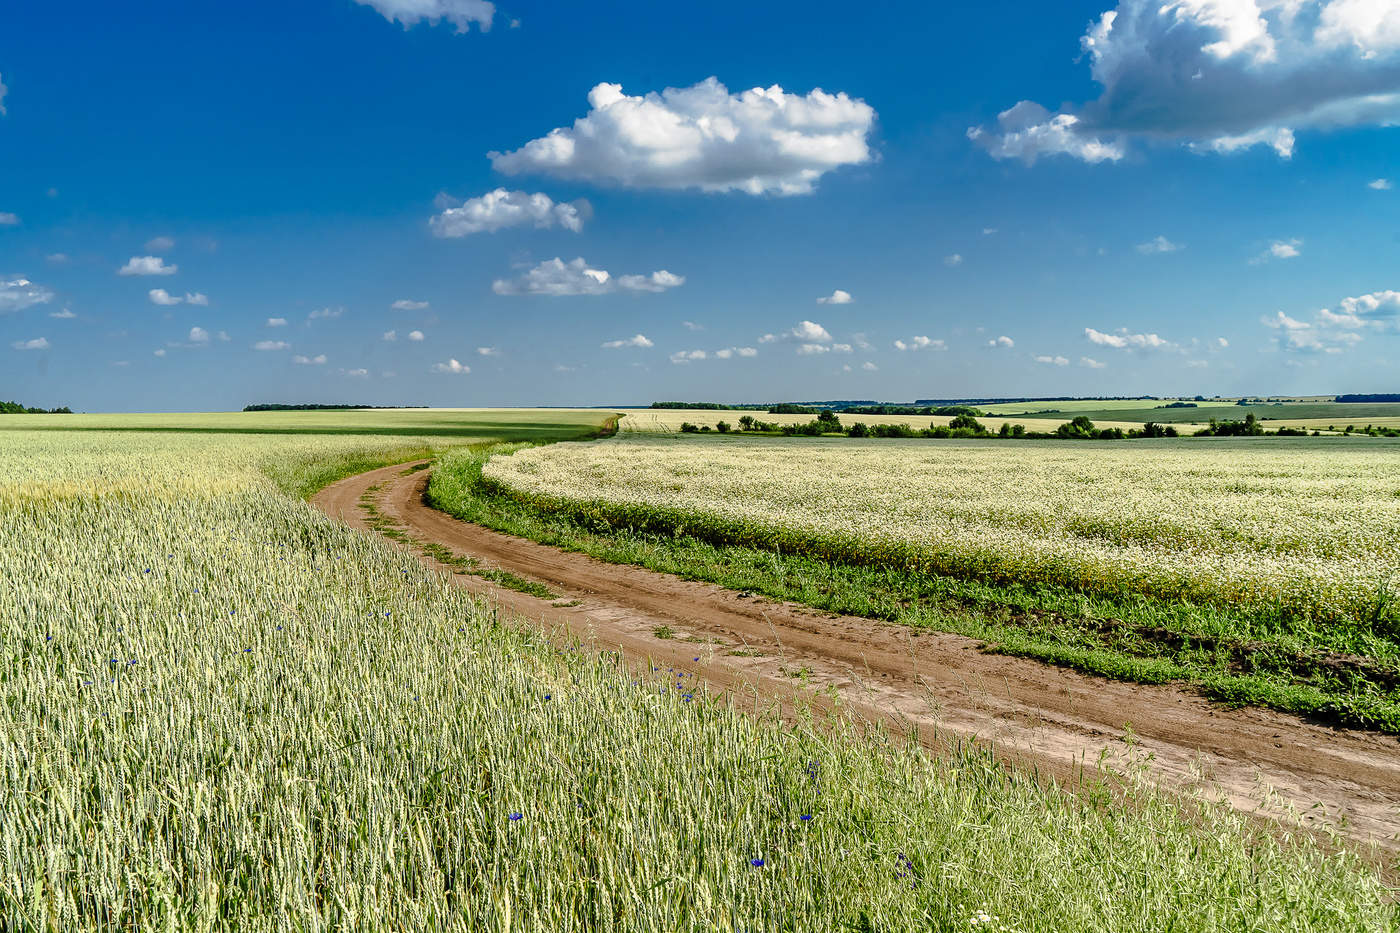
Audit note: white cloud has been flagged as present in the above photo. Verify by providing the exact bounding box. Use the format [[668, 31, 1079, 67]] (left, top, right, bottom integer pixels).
[[343, 368, 370, 378], [816, 289, 852, 305], [1079, 356, 1108, 369], [476, 346, 500, 356], [153, 348, 166, 357], [797, 343, 831, 355], [382, 330, 398, 342], [893, 336, 946, 351], [862, 361, 878, 371], [982, 227, 999, 235], [118, 256, 177, 276], [355, 0, 494, 32], [308, 307, 344, 320], [149, 288, 182, 306], [45, 253, 68, 264], [1258, 295, 1395, 353], [988, 335, 1014, 348], [11, 337, 49, 351], [602, 333, 653, 349], [1262, 310, 1312, 331], [49, 308, 76, 319], [267, 317, 287, 327], [1186, 359, 1209, 368], [943, 253, 964, 266], [1250, 237, 1302, 263], [1084, 326, 1175, 349], [669, 349, 707, 363], [1216, 336, 1229, 348], [430, 189, 587, 237], [188, 327, 210, 345], [0, 277, 54, 313], [772, 320, 832, 344], [431, 358, 471, 373], [144, 236, 175, 252], [682, 320, 704, 331], [490, 77, 876, 196], [292, 354, 327, 365], [408, 329, 425, 341], [713, 346, 758, 358], [0, 212, 19, 226], [185, 292, 209, 306], [391, 298, 429, 311], [1370, 178, 1394, 190], [217, 330, 230, 343], [254, 340, 290, 351], [1034, 355, 1070, 366], [972, 1, 1400, 164], [492, 257, 684, 296], [1136, 235, 1183, 255]]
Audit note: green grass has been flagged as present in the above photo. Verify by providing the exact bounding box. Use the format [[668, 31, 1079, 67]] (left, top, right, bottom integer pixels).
[[3, 426, 1396, 930], [428, 445, 1400, 733]]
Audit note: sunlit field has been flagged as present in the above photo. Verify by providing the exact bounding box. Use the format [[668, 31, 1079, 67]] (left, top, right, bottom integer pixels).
[[3, 416, 1395, 930], [617, 407, 1148, 434]]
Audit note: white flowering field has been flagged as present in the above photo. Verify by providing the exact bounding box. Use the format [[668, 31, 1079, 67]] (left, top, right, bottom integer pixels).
[[483, 435, 1400, 623]]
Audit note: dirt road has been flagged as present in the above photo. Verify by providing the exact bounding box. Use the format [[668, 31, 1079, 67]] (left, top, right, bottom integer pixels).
[[313, 461, 1400, 859]]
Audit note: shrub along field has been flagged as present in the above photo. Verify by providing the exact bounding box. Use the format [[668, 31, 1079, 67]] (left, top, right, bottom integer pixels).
[[465, 435, 1400, 730], [3, 413, 1396, 930]]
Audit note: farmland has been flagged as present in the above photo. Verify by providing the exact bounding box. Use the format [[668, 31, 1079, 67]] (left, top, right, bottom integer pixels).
[[3, 413, 1397, 929], [472, 434, 1400, 729]]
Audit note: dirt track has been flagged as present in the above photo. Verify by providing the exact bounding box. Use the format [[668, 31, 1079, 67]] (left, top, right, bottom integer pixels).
[[313, 461, 1400, 859]]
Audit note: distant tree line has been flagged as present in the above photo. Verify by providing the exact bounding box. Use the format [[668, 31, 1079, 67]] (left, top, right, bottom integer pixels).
[[1, 400, 72, 414], [1336, 394, 1400, 403], [242, 403, 428, 412]]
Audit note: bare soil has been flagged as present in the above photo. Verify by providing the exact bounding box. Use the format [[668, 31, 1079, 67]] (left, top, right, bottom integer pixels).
[[313, 461, 1400, 861]]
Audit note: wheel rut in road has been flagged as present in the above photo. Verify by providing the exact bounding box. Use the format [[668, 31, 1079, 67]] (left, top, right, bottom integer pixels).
[[312, 460, 1400, 860]]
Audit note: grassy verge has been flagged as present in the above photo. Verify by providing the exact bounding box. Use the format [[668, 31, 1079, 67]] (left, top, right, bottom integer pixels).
[[428, 445, 1400, 733]]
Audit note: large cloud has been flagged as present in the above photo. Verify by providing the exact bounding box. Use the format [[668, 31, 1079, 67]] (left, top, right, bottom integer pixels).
[[1263, 289, 1398, 352], [971, 0, 1400, 163], [0, 277, 54, 313], [431, 189, 588, 237], [490, 78, 876, 195], [355, 0, 493, 32], [493, 257, 684, 296]]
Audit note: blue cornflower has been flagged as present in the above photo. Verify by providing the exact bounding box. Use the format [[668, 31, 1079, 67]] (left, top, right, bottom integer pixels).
[[800, 815, 813, 821], [243, 647, 252, 653], [544, 694, 552, 701], [508, 812, 523, 822], [693, 657, 700, 661], [749, 858, 764, 868]]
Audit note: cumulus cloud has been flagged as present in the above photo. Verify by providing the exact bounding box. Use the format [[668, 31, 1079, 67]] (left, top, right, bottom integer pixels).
[[1034, 354, 1070, 365], [267, 317, 288, 327], [185, 292, 209, 306], [308, 307, 344, 320], [862, 361, 878, 371], [669, 349, 707, 363], [1216, 336, 1230, 347], [254, 340, 290, 351], [988, 335, 1014, 348], [154, 348, 166, 357], [49, 308, 76, 319], [0, 212, 19, 226], [0, 277, 55, 313], [602, 333, 653, 348], [1136, 235, 1183, 255], [11, 337, 49, 351], [431, 358, 471, 373], [943, 253, 964, 267], [816, 289, 852, 305], [971, 0, 1400, 163], [682, 320, 704, 331], [1268, 290, 1400, 352], [144, 236, 175, 252], [343, 368, 370, 378], [492, 257, 684, 296], [355, 0, 494, 32], [1371, 178, 1394, 190], [118, 256, 177, 276], [490, 78, 876, 196], [476, 346, 500, 356], [382, 330, 398, 342], [149, 289, 182, 306], [1085, 326, 1176, 349], [1080, 356, 1108, 369], [391, 298, 429, 311], [430, 189, 588, 237], [188, 327, 210, 345], [759, 320, 833, 346], [713, 346, 758, 358], [1250, 238, 1302, 263], [408, 329, 424, 341], [893, 336, 946, 351], [292, 354, 327, 365]]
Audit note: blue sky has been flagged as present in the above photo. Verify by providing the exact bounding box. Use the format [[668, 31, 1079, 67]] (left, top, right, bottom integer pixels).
[[2, 0, 1398, 410]]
